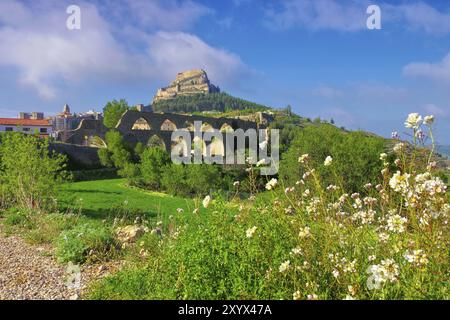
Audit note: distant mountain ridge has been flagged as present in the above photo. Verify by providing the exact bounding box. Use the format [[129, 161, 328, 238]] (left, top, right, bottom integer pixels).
[[437, 145, 450, 158]]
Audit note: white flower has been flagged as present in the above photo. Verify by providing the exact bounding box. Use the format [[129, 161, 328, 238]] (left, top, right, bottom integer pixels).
[[298, 226, 311, 238], [332, 269, 340, 278], [259, 140, 268, 150], [265, 178, 278, 190], [279, 260, 291, 273], [233, 181, 240, 187], [389, 171, 410, 193], [293, 291, 302, 300], [324, 156, 333, 166], [393, 142, 405, 153], [366, 259, 399, 290], [423, 115, 434, 125], [404, 113, 422, 129], [176, 208, 184, 214], [298, 154, 309, 163], [307, 294, 318, 300], [379, 153, 388, 161], [290, 247, 303, 255], [246, 226, 257, 238], [202, 195, 211, 208], [256, 158, 267, 167], [404, 249, 428, 266], [386, 214, 407, 233]]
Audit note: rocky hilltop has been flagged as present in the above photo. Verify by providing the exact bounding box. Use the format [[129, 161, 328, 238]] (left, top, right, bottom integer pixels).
[[152, 69, 220, 104]]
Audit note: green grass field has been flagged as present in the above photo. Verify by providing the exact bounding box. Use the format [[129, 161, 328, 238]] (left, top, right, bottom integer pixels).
[[58, 179, 194, 221]]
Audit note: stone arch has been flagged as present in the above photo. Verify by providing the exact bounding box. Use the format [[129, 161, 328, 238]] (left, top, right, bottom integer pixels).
[[201, 122, 214, 132], [183, 120, 195, 131], [87, 135, 107, 148], [132, 117, 151, 130], [148, 135, 166, 149], [210, 136, 225, 156], [161, 119, 177, 131], [171, 136, 189, 157], [193, 136, 207, 156], [220, 123, 234, 133]]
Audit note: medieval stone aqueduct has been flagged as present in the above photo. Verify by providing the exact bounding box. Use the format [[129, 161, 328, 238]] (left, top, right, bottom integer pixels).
[[61, 110, 266, 157]]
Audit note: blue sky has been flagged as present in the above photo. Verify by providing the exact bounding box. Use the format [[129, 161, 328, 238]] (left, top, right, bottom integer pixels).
[[0, 0, 449, 143]]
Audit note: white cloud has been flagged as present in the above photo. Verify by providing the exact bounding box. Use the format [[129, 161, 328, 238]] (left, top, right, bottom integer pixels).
[[145, 32, 250, 87], [264, 0, 450, 35], [423, 104, 448, 118], [118, 0, 213, 30], [0, 0, 248, 99], [386, 2, 450, 35], [403, 53, 450, 83], [264, 0, 368, 32]]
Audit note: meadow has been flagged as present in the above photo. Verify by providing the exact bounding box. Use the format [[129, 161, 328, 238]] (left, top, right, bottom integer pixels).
[[57, 178, 195, 221]]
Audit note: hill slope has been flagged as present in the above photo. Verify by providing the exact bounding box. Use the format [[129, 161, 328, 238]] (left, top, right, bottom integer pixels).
[[151, 92, 270, 113]]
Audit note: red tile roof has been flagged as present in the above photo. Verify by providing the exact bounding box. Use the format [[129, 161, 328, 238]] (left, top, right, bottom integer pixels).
[[0, 118, 52, 126]]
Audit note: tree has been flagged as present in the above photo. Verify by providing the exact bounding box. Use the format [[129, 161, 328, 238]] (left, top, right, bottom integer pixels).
[[103, 99, 130, 129], [98, 131, 132, 170], [0, 132, 67, 210], [140, 147, 171, 189]]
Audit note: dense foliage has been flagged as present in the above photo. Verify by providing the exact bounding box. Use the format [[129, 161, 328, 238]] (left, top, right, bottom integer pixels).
[[152, 92, 269, 113], [0, 132, 67, 211], [280, 124, 387, 193], [103, 99, 131, 129]]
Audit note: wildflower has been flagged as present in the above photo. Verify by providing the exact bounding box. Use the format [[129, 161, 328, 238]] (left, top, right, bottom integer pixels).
[[285, 187, 295, 195], [290, 247, 303, 256], [378, 232, 390, 243], [246, 226, 257, 238], [307, 294, 318, 300], [193, 208, 199, 214], [391, 131, 399, 139], [259, 140, 268, 150], [423, 115, 434, 125], [415, 130, 426, 140], [366, 259, 399, 290], [293, 291, 302, 300], [279, 260, 290, 273], [298, 154, 309, 164], [303, 189, 310, 197], [298, 226, 311, 238], [324, 156, 333, 166], [176, 208, 184, 214], [202, 195, 211, 208], [404, 113, 422, 129], [265, 178, 278, 190], [256, 158, 267, 167], [368, 255, 376, 262], [404, 250, 428, 266], [284, 206, 294, 214], [386, 214, 407, 233], [364, 183, 372, 190], [389, 171, 410, 193], [394, 159, 401, 167], [233, 181, 240, 187], [332, 269, 340, 278], [379, 153, 387, 161], [348, 285, 356, 296], [393, 142, 405, 153]]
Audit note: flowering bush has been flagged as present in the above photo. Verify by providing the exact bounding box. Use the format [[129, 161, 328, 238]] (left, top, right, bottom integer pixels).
[[90, 114, 448, 300]]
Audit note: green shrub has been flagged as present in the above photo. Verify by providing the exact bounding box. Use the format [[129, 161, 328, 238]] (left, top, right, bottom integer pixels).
[[56, 223, 118, 264], [280, 124, 386, 193]]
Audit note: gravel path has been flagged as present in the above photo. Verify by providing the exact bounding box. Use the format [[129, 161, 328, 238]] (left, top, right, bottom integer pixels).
[[0, 225, 116, 300]]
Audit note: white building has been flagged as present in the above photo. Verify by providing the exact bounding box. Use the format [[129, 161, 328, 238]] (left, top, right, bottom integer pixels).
[[0, 117, 53, 136]]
